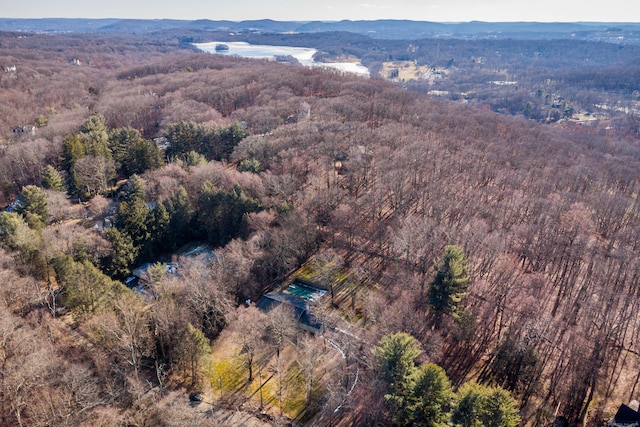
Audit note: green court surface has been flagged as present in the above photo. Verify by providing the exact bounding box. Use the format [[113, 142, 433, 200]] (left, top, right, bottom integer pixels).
[[285, 280, 327, 302]]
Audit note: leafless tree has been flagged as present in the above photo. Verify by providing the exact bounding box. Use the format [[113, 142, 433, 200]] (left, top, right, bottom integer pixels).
[[231, 305, 267, 382]]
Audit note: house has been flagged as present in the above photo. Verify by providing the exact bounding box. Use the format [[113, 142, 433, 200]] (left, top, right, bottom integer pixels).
[[4, 198, 22, 213], [125, 261, 179, 299], [126, 244, 212, 288], [608, 401, 640, 427], [180, 244, 214, 260], [130, 262, 179, 286], [11, 125, 36, 137], [256, 279, 327, 334], [256, 291, 324, 334], [153, 136, 169, 151]]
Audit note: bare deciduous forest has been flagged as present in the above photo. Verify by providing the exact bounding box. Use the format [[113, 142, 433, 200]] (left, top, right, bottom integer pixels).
[[1, 29, 640, 426]]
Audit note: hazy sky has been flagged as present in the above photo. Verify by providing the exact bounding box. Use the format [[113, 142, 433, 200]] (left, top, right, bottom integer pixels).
[[3, 0, 639, 22]]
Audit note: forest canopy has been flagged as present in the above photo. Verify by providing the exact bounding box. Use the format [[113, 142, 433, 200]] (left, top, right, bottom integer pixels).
[[0, 29, 640, 426]]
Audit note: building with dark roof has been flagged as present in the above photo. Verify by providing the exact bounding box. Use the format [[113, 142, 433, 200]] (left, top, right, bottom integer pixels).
[[256, 291, 324, 334], [608, 402, 640, 427]]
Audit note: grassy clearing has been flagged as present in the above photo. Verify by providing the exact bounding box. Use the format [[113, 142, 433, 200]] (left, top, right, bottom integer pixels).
[[209, 347, 245, 399], [208, 332, 316, 420], [292, 262, 316, 282]]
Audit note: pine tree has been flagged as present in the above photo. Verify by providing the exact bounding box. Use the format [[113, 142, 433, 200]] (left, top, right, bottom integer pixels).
[[181, 324, 209, 386], [42, 165, 65, 191], [479, 387, 521, 427], [428, 245, 470, 326], [411, 363, 453, 427], [163, 187, 193, 250], [186, 150, 207, 167], [214, 122, 245, 160], [80, 115, 111, 159], [452, 382, 520, 427], [62, 134, 85, 171], [148, 202, 170, 255], [17, 185, 48, 228], [0, 211, 39, 253], [110, 127, 163, 176], [373, 332, 422, 424], [62, 259, 118, 313], [105, 228, 139, 279], [164, 121, 206, 159], [115, 198, 150, 247], [120, 174, 145, 203], [452, 382, 484, 427]]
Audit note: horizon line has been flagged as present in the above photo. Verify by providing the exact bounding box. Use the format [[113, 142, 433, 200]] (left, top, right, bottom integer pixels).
[[1, 17, 640, 24]]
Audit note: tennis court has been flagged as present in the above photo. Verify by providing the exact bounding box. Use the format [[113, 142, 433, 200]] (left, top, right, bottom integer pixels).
[[285, 279, 327, 302]]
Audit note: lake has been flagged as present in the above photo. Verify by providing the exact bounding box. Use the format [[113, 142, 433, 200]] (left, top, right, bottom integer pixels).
[[193, 41, 370, 76]]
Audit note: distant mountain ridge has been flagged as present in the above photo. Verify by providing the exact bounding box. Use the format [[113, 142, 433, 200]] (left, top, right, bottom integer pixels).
[[1, 18, 639, 41]]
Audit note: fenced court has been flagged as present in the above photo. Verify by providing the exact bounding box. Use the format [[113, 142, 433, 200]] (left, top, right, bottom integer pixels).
[[284, 279, 326, 302]]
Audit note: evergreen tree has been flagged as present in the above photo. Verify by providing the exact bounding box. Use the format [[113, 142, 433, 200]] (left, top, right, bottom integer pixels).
[[237, 158, 261, 174], [373, 332, 422, 424], [479, 387, 521, 427], [110, 127, 163, 176], [105, 228, 139, 279], [42, 165, 65, 191], [196, 182, 261, 246], [213, 122, 245, 160], [61, 134, 85, 192], [16, 185, 48, 228], [373, 332, 421, 386], [110, 126, 139, 165], [164, 121, 207, 159], [164, 121, 245, 161], [186, 150, 207, 167], [412, 363, 453, 427], [452, 382, 520, 427], [163, 187, 193, 250], [428, 245, 470, 325], [180, 324, 210, 386], [120, 174, 145, 203], [115, 198, 150, 247], [127, 137, 163, 175], [51, 254, 75, 284], [452, 382, 484, 427], [148, 202, 170, 256], [0, 211, 39, 253], [61, 259, 119, 313], [0, 211, 44, 274], [80, 115, 111, 159], [61, 134, 85, 172]]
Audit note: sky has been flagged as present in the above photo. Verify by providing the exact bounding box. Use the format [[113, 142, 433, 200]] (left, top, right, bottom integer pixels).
[[3, 0, 639, 23]]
